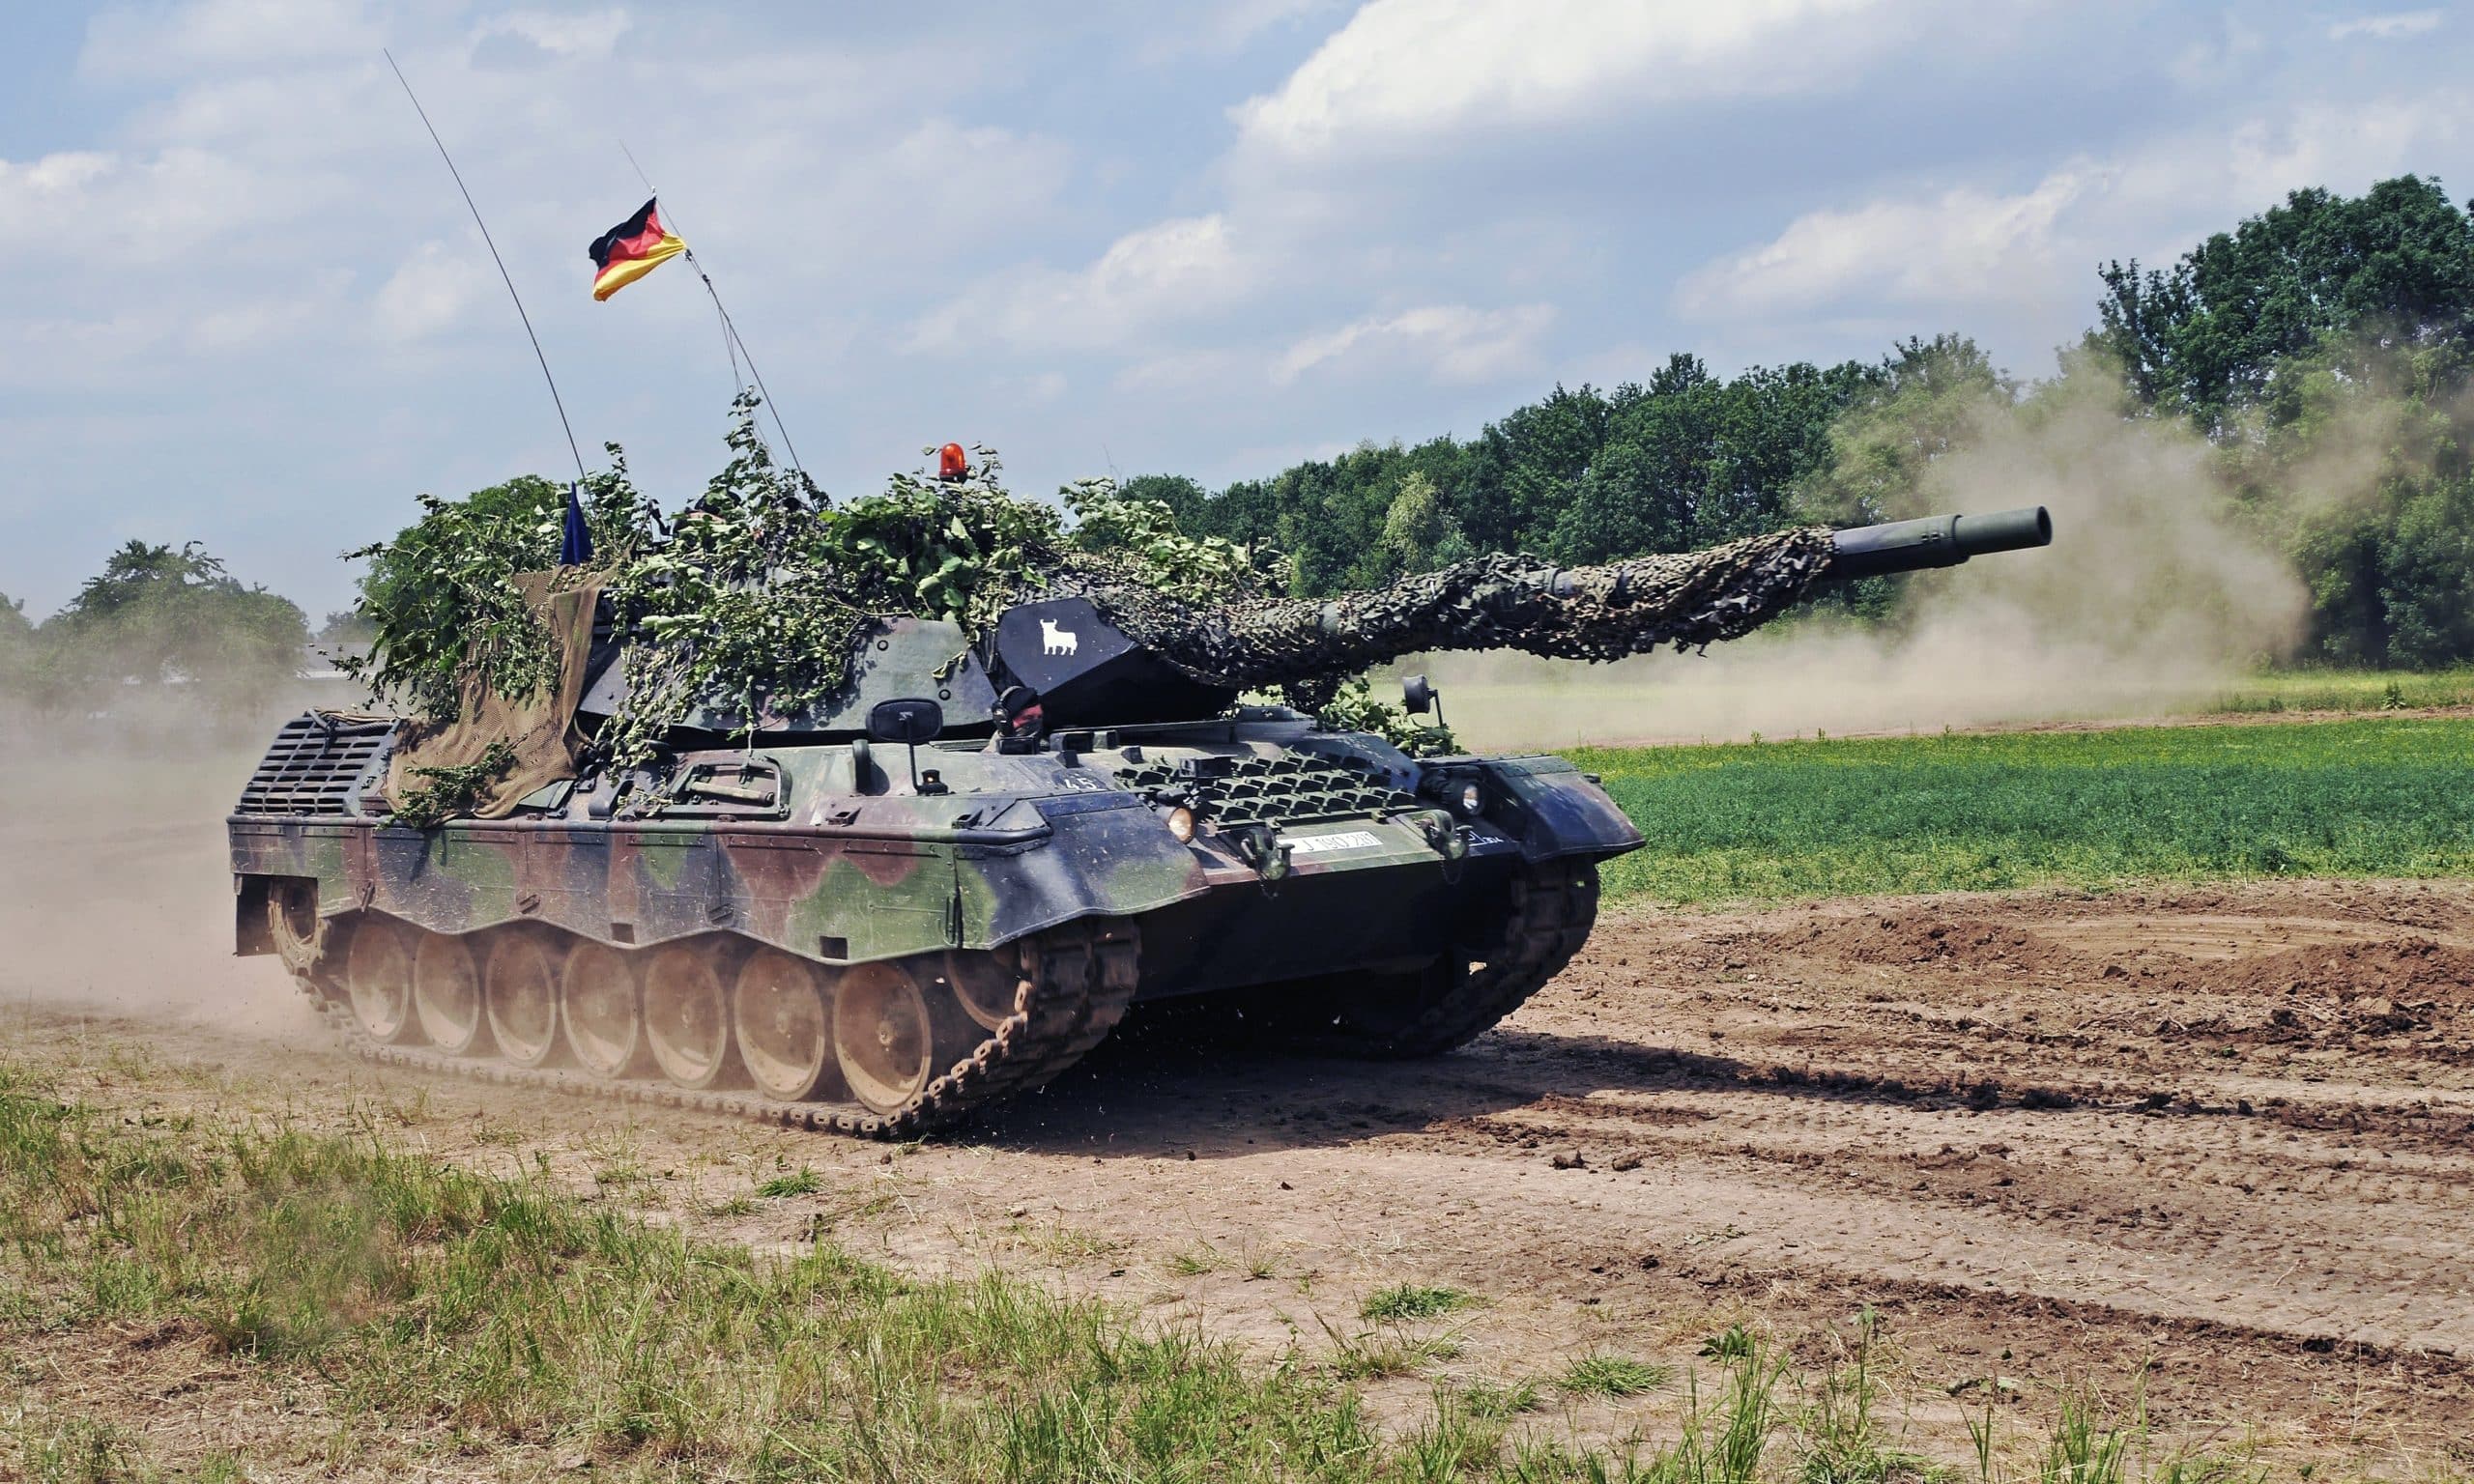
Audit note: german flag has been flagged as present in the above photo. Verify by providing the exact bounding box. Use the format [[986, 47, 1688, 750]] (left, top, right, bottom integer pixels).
[[589, 198, 685, 301]]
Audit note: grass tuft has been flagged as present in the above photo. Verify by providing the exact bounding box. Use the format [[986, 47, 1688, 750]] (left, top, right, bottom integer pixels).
[[1560, 1353, 1674, 1399], [754, 1165, 821, 1198], [1361, 1283, 1480, 1323]]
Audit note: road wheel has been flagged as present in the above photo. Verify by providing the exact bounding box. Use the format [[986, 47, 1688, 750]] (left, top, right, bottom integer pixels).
[[413, 932, 487, 1054], [734, 949, 836, 1101], [935, 945, 1025, 1032], [561, 942, 645, 1079], [644, 945, 735, 1090], [484, 930, 562, 1069], [344, 917, 419, 1043], [832, 958, 977, 1116]]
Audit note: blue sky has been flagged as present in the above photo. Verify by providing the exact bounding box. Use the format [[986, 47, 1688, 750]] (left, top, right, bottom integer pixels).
[[3, 0, 2468, 620]]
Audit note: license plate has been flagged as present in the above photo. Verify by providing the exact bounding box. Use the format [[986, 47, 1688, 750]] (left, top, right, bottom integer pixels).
[[1280, 829, 1384, 855]]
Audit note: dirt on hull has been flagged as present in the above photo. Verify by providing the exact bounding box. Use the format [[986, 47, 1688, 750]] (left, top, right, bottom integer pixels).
[[3, 775, 2469, 1468]]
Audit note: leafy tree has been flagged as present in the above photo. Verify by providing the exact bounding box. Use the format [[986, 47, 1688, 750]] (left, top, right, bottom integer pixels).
[[0, 593, 32, 715], [318, 610, 376, 646], [2383, 479, 2474, 667], [41, 540, 309, 721], [1379, 471, 1454, 574], [1795, 335, 2013, 527], [2093, 177, 2474, 425]]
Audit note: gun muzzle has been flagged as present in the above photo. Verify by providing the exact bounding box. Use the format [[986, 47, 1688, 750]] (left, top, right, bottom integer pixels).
[[1827, 506, 2052, 581]]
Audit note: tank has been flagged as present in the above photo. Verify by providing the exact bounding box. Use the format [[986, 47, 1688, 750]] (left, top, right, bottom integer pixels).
[[228, 506, 2051, 1137]]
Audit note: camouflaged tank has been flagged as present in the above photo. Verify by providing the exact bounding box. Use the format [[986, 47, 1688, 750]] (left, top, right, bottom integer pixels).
[[230, 507, 2050, 1137]]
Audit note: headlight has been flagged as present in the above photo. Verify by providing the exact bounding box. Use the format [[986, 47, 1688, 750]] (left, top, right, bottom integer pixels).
[[1456, 781, 1483, 816], [1165, 805, 1196, 842]]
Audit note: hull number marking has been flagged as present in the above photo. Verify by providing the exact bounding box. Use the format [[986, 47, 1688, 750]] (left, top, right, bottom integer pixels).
[[1280, 829, 1384, 855]]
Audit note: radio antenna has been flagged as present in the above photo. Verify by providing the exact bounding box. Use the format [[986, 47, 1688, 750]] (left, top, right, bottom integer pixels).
[[385, 49, 589, 484], [618, 140, 806, 478]]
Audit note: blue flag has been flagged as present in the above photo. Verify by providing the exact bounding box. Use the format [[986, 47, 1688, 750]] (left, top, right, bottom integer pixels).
[[560, 482, 593, 566]]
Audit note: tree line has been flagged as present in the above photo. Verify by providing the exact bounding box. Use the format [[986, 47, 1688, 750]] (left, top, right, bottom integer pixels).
[[1132, 175, 2474, 669]]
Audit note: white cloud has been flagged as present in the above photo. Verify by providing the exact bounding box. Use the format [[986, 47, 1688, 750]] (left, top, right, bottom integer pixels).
[[2328, 11, 2442, 41], [1235, 0, 1894, 158], [910, 214, 1251, 353], [473, 9, 634, 60], [0, 146, 272, 267], [1273, 303, 1554, 385], [373, 243, 477, 343], [1680, 169, 2099, 318], [81, 0, 383, 80], [1677, 94, 2472, 350]]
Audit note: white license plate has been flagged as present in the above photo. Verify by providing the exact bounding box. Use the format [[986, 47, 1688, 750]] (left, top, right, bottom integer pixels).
[[1280, 829, 1384, 855]]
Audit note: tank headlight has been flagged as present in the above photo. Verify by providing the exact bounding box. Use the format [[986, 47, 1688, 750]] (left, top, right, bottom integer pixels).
[[1456, 781, 1483, 816], [1165, 805, 1196, 842]]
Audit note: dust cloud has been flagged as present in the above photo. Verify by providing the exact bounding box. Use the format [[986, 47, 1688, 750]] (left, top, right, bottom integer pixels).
[[1405, 373, 2316, 750], [0, 728, 309, 1038]]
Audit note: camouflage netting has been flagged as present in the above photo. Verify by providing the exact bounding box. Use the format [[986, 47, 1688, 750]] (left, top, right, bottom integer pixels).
[[1055, 528, 1838, 711], [352, 394, 1845, 778]]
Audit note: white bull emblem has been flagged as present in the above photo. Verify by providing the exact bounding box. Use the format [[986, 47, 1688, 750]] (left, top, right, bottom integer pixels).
[[1040, 618, 1079, 657]]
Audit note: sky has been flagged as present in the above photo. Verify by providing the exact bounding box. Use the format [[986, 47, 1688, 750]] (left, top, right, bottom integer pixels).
[[3, 0, 2469, 621]]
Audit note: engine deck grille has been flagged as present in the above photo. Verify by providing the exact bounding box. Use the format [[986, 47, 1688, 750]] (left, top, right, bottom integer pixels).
[[235, 712, 399, 818], [1118, 751, 1420, 830]]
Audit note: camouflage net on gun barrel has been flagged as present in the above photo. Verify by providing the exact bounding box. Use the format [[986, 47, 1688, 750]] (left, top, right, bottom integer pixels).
[[1054, 526, 1838, 710]]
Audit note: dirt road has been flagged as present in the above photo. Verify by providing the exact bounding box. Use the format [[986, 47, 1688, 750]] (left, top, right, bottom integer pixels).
[[6, 768, 2469, 1470]]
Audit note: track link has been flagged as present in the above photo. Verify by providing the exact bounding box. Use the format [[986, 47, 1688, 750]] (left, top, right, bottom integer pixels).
[[1311, 859, 1600, 1057], [293, 919, 1139, 1140]]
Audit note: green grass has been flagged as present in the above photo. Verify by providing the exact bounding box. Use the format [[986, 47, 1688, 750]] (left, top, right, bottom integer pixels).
[[1570, 716, 2474, 904], [2205, 665, 2474, 714], [753, 1165, 821, 1198], [1560, 1354, 1675, 1398], [1360, 1283, 1480, 1322]]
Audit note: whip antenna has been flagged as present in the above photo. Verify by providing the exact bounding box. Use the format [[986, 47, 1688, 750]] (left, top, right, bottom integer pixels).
[[385, 48, 589, 484], [619, 140, 806, 478]]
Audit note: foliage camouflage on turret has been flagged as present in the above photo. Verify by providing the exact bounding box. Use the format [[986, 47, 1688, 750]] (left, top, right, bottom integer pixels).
[[349, 393, 1836, 760]]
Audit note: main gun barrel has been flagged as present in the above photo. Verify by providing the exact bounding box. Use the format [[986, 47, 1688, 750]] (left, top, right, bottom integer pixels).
[[1044, 505, 2057, 710], [1827, 506, 2052, 581]]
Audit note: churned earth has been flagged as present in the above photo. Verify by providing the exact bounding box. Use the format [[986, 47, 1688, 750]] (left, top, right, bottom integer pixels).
[[4, 758, 2470, 1473]]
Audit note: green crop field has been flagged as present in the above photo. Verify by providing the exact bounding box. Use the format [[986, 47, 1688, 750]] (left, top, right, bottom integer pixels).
[[1568, 716, 2474, 905], [2206, 666, 2474, 714]]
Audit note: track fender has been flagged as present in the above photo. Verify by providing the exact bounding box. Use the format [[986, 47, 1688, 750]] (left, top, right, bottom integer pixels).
[[960, 794, 1212, 949], [1473, 756, 1644, 863]]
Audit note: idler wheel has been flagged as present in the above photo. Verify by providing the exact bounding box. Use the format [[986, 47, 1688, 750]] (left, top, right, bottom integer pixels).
[[483, 930, 562, 1069], [266, 884, 327, 978], [344, 917, 419, 1043], [561, 942, 645, 1079], [936, 946, 1024, 1032], [644, 945, 735, 1090], [832, 959, 977, 1116], [413, 932, 487, 1054], [733, 949, 836, 1101]]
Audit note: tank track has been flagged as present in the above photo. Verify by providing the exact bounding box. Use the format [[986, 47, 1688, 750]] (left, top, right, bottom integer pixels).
[[290, 918, 1138, 1140], [1311, 859, 1600, 1057]]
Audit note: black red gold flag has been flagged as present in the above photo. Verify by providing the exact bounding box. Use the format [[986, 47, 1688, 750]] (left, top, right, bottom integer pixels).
[[589, 198, 685, 300]]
